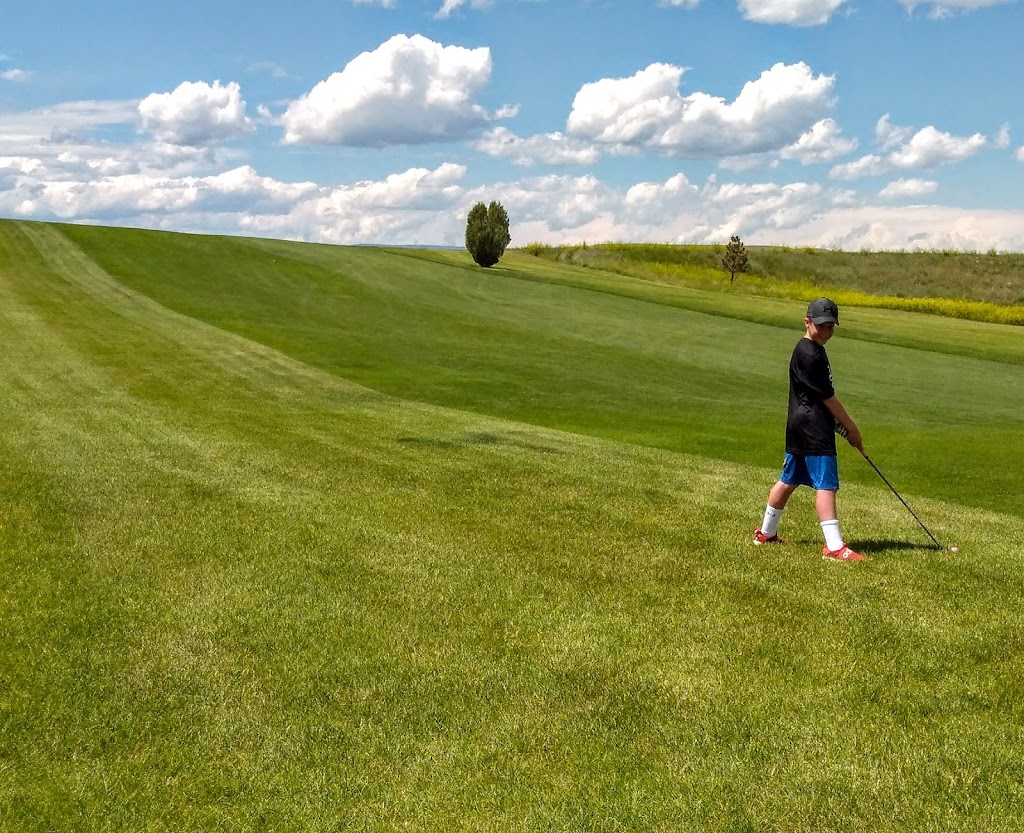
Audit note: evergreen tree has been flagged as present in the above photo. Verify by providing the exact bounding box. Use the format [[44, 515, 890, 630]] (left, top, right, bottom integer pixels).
[[721, 235, 749, 283], [465, 201, 511, 268]]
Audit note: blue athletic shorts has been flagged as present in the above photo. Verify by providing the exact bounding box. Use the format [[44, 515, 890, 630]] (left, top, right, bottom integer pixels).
[[780, 453, 839, 491]]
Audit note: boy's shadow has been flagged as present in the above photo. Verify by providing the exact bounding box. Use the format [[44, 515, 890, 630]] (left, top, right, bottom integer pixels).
[[857, 538, 941, 555], [794, 538, 938, 554]]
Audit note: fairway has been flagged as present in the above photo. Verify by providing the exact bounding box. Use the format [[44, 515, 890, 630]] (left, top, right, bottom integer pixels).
[[2, 220, 1023, 831]]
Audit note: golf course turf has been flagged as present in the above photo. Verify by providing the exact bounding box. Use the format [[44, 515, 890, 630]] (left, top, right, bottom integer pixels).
[[1, 219, 1022, 831]]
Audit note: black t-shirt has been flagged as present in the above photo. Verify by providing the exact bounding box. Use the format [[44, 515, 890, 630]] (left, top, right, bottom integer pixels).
[[786, 337, 837, 455]]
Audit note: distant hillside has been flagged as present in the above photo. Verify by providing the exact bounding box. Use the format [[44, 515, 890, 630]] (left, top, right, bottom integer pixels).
[[521, 242, 1024, 325]]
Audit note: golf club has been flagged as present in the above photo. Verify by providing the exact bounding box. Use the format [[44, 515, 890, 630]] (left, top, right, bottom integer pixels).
[[861, 452, 947, 551]]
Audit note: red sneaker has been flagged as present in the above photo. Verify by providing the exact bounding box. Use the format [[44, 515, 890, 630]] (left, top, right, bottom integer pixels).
[[823, 544, 867, 562], [754, 529, 785, 545]]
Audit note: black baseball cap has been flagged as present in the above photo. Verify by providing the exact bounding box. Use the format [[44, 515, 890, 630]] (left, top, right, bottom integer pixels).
[[807, 297, 839, 325]]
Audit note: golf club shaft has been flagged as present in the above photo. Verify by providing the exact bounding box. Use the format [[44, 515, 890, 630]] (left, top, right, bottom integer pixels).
[[862, 453, 942, 549]]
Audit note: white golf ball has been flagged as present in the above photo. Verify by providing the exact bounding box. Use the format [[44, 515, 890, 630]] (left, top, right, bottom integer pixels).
[[949, 546, 959, 553]]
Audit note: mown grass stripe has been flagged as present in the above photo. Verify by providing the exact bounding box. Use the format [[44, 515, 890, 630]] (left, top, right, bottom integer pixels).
[[51, 222, 1024, 517], [1, 219, 1023, 832]]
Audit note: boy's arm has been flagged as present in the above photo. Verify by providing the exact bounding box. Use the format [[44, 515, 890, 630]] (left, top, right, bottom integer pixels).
[[824, 395, 864, 454]]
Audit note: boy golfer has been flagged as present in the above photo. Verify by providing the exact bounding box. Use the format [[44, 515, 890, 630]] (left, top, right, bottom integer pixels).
[[754, 297, 866, 561]]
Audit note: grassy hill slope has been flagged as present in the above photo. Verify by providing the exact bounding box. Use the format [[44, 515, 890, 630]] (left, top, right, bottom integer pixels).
[[524, 242, 1024, 325], [53, 221, 1024, 516], [2, 219, 1023, 832]]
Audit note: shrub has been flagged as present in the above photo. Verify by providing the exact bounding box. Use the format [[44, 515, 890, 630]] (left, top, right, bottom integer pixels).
[[522, 242, 552, 257], [465, 201, 511, 268], [721, 235, 749, 282]]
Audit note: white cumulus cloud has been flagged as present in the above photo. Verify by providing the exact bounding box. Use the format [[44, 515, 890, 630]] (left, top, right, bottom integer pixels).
[[9, 144, 1024, 253], [831, 116, 989, 179], [281, 34, 503, 146], [138, 81, 254, 146], [707, 180, 824, 230], [433, 0, 548, 17], [336, 162, 467, 209], [474, 127, 601, 166], [435, 0, 491, 16], [623, 173, 699, 225], [829, 154, 888, 180], [245, 163, 470, 245], [875, 113, 914, 151], [878, 178, 939, 200], [889, 125, 987, 168], [897, 0, 1015, 18], [0, 100, 139, 153], [798, 205, 1024, 252], [718, 118, 858, 171], [738, 0, 849, 25], [8, 165, 316, 221], [485, 174, 617, 232], [780, 118, 858, 163], [566, 61, 836, 159]]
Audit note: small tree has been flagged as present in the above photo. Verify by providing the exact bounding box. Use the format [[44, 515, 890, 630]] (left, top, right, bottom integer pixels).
[[465, 201, 511, 268], [721, 235, 749, 283]]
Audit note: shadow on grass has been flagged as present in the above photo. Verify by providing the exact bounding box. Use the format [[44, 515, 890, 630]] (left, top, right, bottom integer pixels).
[[789, 538, 940, 554], [856, 538, 943, 555], [396, 431, 562, 454]]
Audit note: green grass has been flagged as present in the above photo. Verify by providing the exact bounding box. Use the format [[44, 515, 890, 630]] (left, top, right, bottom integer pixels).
[[524, 242, 1024, 325], [2, 219, 1024, 831], [51, 222, 1024, 516]]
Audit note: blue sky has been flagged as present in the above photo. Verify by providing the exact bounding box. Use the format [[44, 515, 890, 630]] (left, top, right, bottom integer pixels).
[[2, 0, 1023, 250]]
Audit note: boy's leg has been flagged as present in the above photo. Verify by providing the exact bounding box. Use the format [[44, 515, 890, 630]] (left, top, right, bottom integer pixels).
[[808, 456, 864, 559], [757, 480, 798, 541], [815, 489, 845, 551], [815, 487, 865, 559], [756, 454, 808, 543], [770, 480, 799, 510], [815, 489, 837, 521], [808, 456, 844, 549]]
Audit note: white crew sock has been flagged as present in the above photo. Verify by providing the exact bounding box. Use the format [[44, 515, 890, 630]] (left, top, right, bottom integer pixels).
[[761, 505, 784, 536], [821, 519, 844, 551]]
